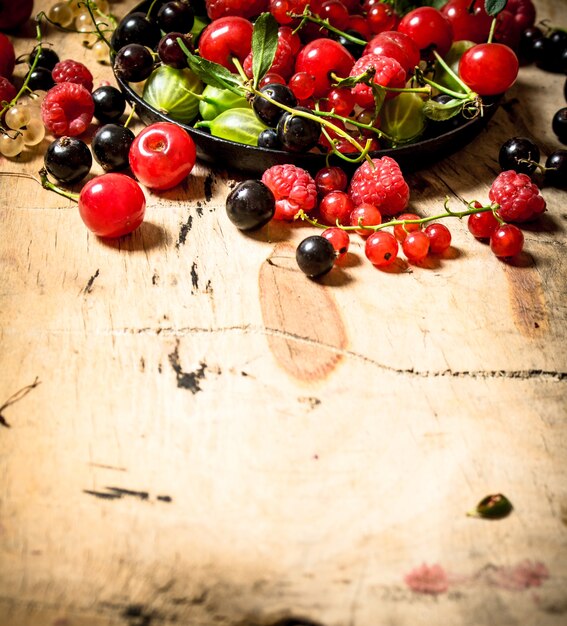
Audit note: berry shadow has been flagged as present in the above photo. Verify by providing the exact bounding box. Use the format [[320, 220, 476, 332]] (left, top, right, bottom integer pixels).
[[519, 213, 564, 235], [499, 251, 535, 268], [97, 221, 168, 251]]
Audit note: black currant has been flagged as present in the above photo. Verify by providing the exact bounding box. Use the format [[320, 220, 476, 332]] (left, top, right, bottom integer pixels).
[[225, 180, 275, 231], [544, 149, 567, 188], [257, 128, 281, 150], [92, 85, 127, 123], [157, 1, 195, 34], [518, 26, 544, 64], [296, 235, 336, 278], [498, 136, 540, 175], [114, 44, 155, 83], [44, 136, 92, 185], [157, 32, 193, 69], [91, 124, 135, 172], [28, 46, 60, 71], [552, 107, 567, 144], [27, 66, 55, 91], [277, 106, 321, 153], [111, 12, 161, 52], [252, 83, 297, 127]]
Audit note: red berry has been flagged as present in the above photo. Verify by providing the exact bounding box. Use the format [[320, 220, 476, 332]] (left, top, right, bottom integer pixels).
[[402, 229, 430, 262], [440, 0, 492, 44], [52, 59, 94, 92], [244, 31, 294, 80], [205, 0, 268, 20], [198, 16, 253, 72], [319, 190, 354, 225], [349, 202, 382, 235], [348, 156, 410, 217], [315, 165, 348, 195], [490, 224, 524, 257], [364, 31, 420, 76], [424, 222, 452, 254], [129, 122, 196, 191], [0, 0, 33, 31], [322, 226, 350, 260], [397, 6, 454, 59], [0, 75, 17, 107], [0, 33, 16, 79], [289, 71, 316, 101], [365, 230, 398, 266], [321, 88, 356, 116], [261, 163, 317, 220], [367, 3, 398, 35], [320, 1, 350, 31], [258, 72, 287, 87], [41, 82, 94, 137], [459, 43, 519, 96], [349, 53, 406, 108], [78, 173, 146, 238], [489, 170, 546, 222], [467, 209, 499, 239], [393, 212, 421, 242]]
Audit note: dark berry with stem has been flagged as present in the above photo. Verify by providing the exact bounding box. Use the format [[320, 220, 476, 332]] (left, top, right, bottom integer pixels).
[[92, 124, 135, 172], [544, 149, 567, 188], [252, 83, 297, 128], [44, 136, 92, 185], [27, 66, 55, 91], [498, 136, 540, 175], [277, 106, 321, 153], [225, 180, 275, 231], [92, 85, 126, 123], [552, 107, 567, 144], [114, 44, 155, 83], [257, 128, 281, 149], [111, 12, 161, 52], [28, 46, 59, 71], [157, 1, 195, 34], [157, 32, 193, 69], [296, 235, 336, 278]]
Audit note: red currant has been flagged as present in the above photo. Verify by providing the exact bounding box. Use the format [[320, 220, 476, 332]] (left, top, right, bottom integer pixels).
[[315, 165, 348, 195], [319, 190, 355, 225], [424, 223, 452, 254], [320, 0, 350, 31], [349, 202, 382, 235], [322, 226, 350, 261], [467, 209, 499, 239], [490, 224, 524, 257], [289, 71, 316, 100], [459, 43, 519, 96], [402, 230, 430, 262], [365, 230, 398, 266], [393, 212, 421, 242]]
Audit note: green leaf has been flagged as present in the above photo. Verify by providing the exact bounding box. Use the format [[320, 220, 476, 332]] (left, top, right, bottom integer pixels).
[[333, 67, 376, 90], [251, 12, 279, 89], [370, 83, 386, 121], [467, 493, 513, 519], [484, 0, 507, 17], [423, 98, 463, 121]]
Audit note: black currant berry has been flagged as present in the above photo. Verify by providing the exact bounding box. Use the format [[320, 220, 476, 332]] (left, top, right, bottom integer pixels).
[[114, 43, 155, 83], [27, 66, 55, 91], [92, 124, 135, 172], [157, 1, 195, 34], [552, 107, 567, 144], [225, 180, 275, 231], [544, 149, 567, 188], [92, 85, 127, 123], [252, 83, 297, 127], [28, 46, 60, 71], [44, 136, 92, 185], [296, 235, 336, 278], [277, 106, 321, 153], [518, 26, 544, 64], [111, 12, 161, 52], [498, 136, 540, 175], [157, 32, 193, 68], [257, 128, 281, 150]]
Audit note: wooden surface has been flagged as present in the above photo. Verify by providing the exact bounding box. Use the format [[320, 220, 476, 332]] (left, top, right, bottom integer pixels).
[[1, 2, 566, 625]]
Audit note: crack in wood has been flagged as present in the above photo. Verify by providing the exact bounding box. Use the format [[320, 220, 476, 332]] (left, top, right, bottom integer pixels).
[[83, 269, 100, 294], [168, 341, 208, 392], [83, 487, 173, 502], [0, 377, 40, 428], [175, 215, 192, 249]]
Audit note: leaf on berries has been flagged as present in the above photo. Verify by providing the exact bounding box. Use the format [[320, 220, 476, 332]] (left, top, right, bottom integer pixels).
[[177, 39, 244, 95], [251, 12, 279, 89], [370, 83, 386, 120], [334, 67, 376, 90], [467, 493, 513, 519], [484, 0, 508, 17], [423, 98, 463, 121]]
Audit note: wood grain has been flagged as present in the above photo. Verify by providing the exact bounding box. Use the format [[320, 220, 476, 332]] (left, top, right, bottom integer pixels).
[[1, 2, 566, 626]]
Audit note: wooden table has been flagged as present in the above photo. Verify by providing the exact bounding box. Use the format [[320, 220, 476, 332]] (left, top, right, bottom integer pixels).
[[1, 1, 566, 625]]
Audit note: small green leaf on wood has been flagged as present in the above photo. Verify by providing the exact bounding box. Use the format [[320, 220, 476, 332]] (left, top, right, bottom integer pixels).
[[484, 0, 508, 17], [467, 493, 513, 519], [251, 12, 279, 89]]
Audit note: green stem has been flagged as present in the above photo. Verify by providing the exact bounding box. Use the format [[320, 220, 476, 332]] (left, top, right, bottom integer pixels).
[[432, 50, 475, 96], [82, 0, 113, 50], [123, 103, 136, 128], [290, 8, 367, 45], [145, 0, 161, 20], [39, 168, 80, 202], [487, 17, 497, 44]]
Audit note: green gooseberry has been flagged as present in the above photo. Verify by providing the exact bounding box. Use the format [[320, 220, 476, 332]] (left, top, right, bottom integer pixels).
[[380, 92, 426, 145], [198, 85, 250, 121]]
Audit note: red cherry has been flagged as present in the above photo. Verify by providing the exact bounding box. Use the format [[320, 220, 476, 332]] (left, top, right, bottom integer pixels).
[[347, 14, 372, 41], [459, 43, 519, 96], [364, 31, 420, 76], [397, 6, 454, 59], [367, 3, 398, 36], [0, 0, 33, 31], [320, 0, 350, 31], [294, 38, 355, 98], [0, 33, 16, 79], [198, 16, 253, 71], [78, 173, 146, 238], [315, 165, 348, 195], [129, 122, 196, 191], [440, 0, 492, 44]]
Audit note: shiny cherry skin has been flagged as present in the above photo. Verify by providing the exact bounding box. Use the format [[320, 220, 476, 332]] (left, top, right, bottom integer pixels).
[[364, 30, 420, 75], [198, 16, 253, 71], [397, 6, 454, 59], [440, 0, 492, 44], [294, 38, 355, 98], [78, 173, 146, 238], [129, 122, 196, 190], [459, 43, 519, 96]]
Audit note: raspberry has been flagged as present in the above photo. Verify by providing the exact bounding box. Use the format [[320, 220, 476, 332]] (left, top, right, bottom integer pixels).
[[206, 0, 269, 20], [52, 59, 94, 92], [489, 170, 546, 223], [0, 76, 17, 106], [349, 53, 407, 109], [243, 31, 294, 80], [348, 156, 410, 217], [41, 83, 94, 137], [262, 163, 317, 221]]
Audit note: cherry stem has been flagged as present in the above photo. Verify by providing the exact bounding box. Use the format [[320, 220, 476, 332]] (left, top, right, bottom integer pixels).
[[290, 8, 367, 45], [294, 198, 502, 232], [146, 0, 161, 20], [488, 17, 497, 44], [432, 50, 475, 97], [39, 168, 80, 202]]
